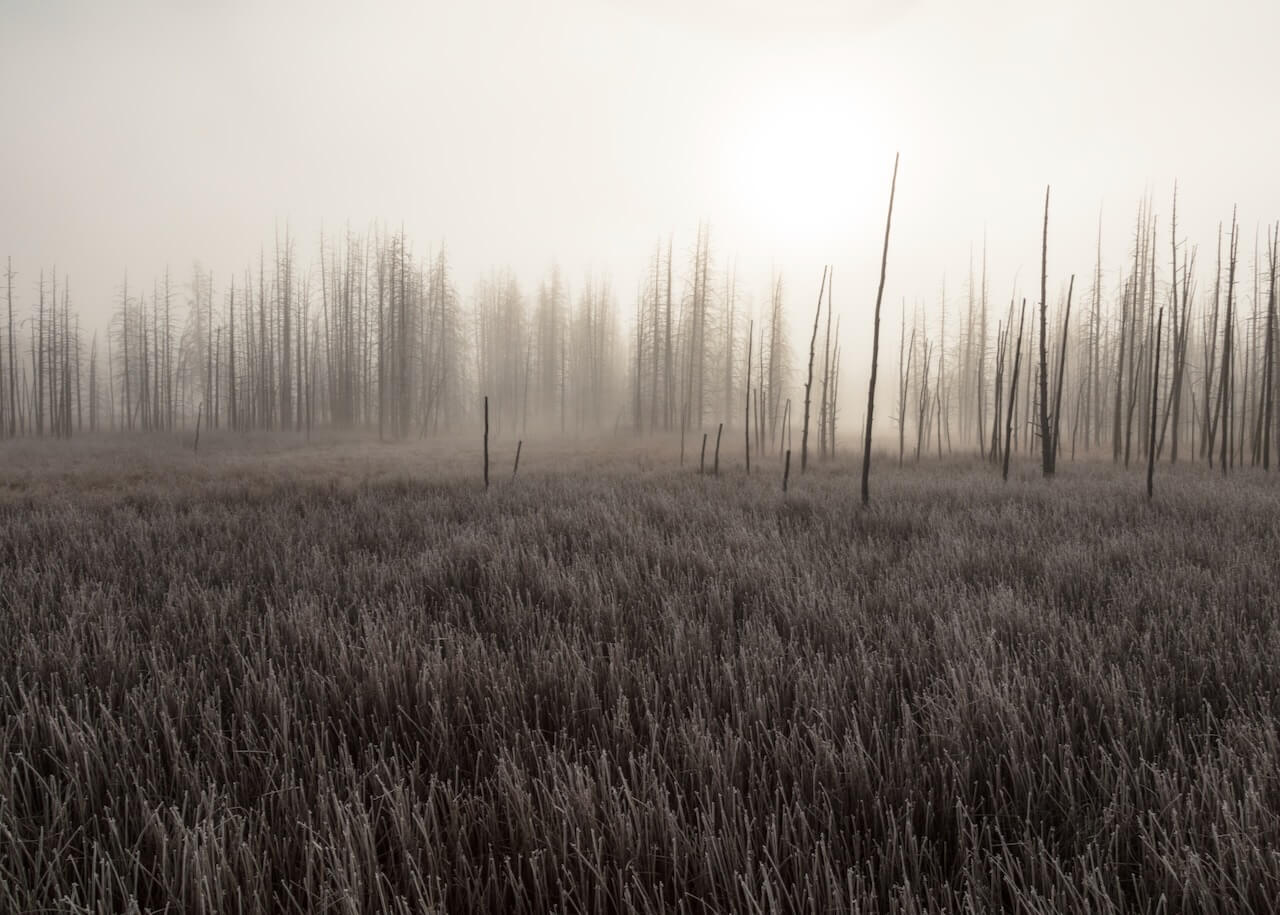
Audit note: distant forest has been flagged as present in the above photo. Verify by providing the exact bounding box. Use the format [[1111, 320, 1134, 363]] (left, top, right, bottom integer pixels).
[[0, 222, 800, 450], [3, 187, 1278, 473]]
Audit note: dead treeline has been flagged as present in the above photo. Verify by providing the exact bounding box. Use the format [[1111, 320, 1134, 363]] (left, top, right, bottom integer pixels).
[[0, 223, 827, 455], [628, 224, 842, 469], [3, 184, 1278, 484], [0, 231, 629, 443], [893, 188, 1279, 480]]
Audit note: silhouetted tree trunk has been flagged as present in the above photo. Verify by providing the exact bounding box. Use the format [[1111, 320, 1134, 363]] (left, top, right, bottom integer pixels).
[[1220, 210, 1239, 475], [1004, 299, 1028, 482], [1038, 186, 1054, 476], [1148, 306, 1163, 499], [861, 152, 899, 507], [745, 318, 752, 474], [1264, 225, 1277, 470], [1051, 275, 1075, 460], [801, 266, 828, 473]]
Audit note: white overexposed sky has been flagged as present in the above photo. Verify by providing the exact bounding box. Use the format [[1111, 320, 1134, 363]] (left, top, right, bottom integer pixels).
[[2, 0, 1278, 398]]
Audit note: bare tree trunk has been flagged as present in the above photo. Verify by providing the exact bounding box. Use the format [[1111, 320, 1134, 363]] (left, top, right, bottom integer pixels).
[[1148, 307, 1163, 499], [829, 333, 841, 457], [1220, 210, 1239, 475], [649, 243, 660, 433], [1004, 299, 1027, 483], [724, 268, 734, 431], [1038, 186, 1054, 475], [861, 153, 899, 507], [990, 320, 1006, 464], [1265, 225, 1277, 470], [899, 312, 915, 467], [819, 270, 833, 459], [779, 398, 790, 460], [1051, 275, 1075, 460], [801, 266, 828, 473], [745, 319, 753, 474], [664, 238, 673, 431], [1113, 277, 1128, 463], [977, 239, 989, 458], [1205, 224, 1223, 464], [5, 257, 14, 437]]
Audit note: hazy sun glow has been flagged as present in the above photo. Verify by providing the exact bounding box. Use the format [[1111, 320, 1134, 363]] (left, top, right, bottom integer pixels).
[[728, 86, 888, 249]]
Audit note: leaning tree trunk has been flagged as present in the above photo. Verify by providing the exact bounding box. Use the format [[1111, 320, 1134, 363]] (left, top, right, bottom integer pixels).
[[1004, 299, 1028, 483], [861, 153, 899, 507], [801, 266, 828, 473]]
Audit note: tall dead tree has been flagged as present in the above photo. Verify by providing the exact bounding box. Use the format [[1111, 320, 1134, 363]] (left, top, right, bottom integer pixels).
[[1220, 209, 1239, 475], [5, 257, 14, 437], [275, 226, 293, 432], [1204, 224, 1223, 463], [827, 317, 840, 457], [898, 306, 915, 467], [861, 152, 899, 507], [1148, 306, 1163, 498], [976, 238, 989, 457], [1038, 186, 1054, 475], [1264, 225, 1277, 470], [745, 318, 753, 474], [800, 265, 829, 473], [1004, 298, 1028, 483], [990, 318, 1007, 464], [1050, 275, 1075, 461], [818, 270, 833, 459]]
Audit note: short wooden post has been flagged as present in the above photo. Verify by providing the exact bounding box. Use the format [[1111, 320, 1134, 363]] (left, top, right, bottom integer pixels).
[[783, 448, 791, 492], [483, 396, 490, 489], [513, 439, 522, 480], [713, 422, 723, 476]]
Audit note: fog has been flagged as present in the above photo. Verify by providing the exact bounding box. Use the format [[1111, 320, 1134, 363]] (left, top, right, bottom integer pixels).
[[3, 0, 1278, 383]]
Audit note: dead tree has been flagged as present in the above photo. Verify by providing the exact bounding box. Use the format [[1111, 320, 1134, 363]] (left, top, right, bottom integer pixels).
[[898, 308, 915, 467], [818, 270, 833, 459], [1051, 275, 1075, 461], [827, 317, 841, 457], [915, 336, 934, 463], [1004, 299, 1028, 482], [1220, 210, 1239, 475], [745, 319, 753, 474], [1148, 306, 1164, 499], [801, 266, 829, 472], [1265, 226, 1278, 470], [1038, 186, 1054, 475], [990, 319, 1007, 464], [861, 152, 899, 507], [1204, 224, 1223, 464], [3, 258, 13, 437]]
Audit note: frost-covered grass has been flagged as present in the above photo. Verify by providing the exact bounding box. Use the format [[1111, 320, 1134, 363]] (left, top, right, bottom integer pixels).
[[2, 433, 1278, 913]]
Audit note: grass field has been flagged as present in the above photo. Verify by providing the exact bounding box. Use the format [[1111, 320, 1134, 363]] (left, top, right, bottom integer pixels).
[[2, 432, 1279, 913]]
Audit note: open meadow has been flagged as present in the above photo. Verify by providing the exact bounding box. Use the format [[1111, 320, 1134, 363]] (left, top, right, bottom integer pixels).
[[1, 433, 1278, 913]]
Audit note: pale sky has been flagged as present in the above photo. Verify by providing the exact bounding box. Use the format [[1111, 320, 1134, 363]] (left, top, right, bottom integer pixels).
[[3, 0, 1278, 389]]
